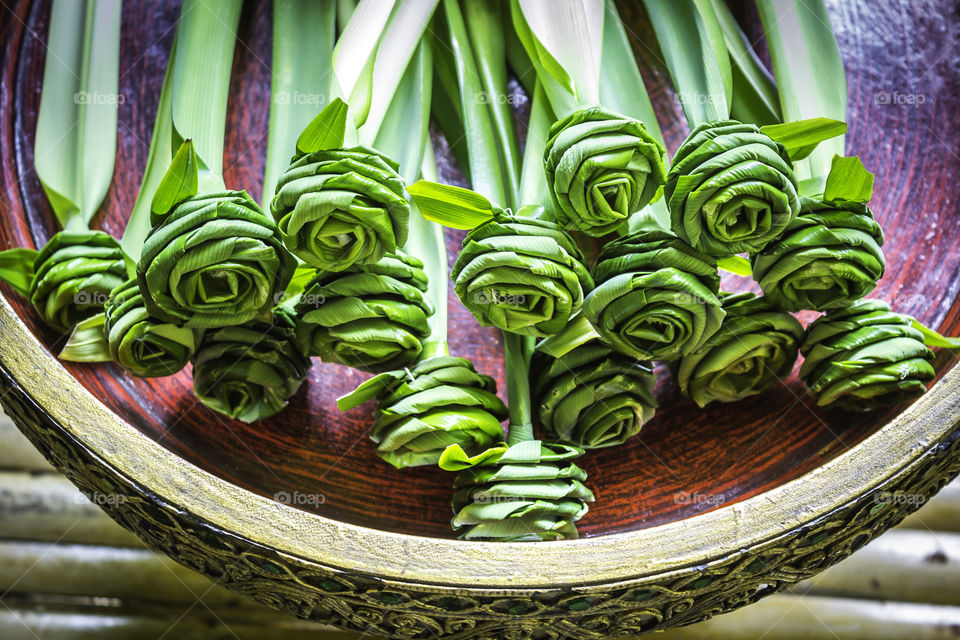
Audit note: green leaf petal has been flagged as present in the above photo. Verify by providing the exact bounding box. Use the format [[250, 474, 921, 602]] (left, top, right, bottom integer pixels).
[[910, 318, 960, 349], [717, 255, 752, 277], [151, 140, 200, 218], [296, 98, 353, 154], [823, 155, 874, 203], [60, 313, 111, 362], [0, 248, 39, 297], [406, 181, 497, 230], [438, 442, 508, 471], [761, 117, 846, 161]]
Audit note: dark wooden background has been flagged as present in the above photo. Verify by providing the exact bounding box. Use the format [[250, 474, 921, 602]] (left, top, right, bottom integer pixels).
[[1, 0, 958, 538]]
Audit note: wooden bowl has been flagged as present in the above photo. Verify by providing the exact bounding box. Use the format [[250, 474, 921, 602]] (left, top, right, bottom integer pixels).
[[2, 1, 959, 638]]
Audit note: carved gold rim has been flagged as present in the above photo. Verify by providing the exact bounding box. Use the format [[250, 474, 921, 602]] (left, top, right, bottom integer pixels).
[[1, 290, 958, 591]]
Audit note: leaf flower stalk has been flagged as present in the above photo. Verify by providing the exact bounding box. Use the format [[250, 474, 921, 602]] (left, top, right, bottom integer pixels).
[[296, 251, 434, 372], [665, 119, 800, 257], [543, 105, 667, 237], [29, 230, 126, 333], [192, 308, 312, 423], [138, 189, 296, 330], [103, 278, 196, 377], [446, 332, 594, 541], [799, 299, 936, 411], [270, 144, 410, 271], [583, 216, 725, 361], [676, 291, 803, 407], [751, 196, 885, 312], [532, 326, 656, 449]]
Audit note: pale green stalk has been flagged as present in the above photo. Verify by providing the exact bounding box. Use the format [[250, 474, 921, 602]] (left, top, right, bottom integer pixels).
[[34, 0, 121, 231], [262, 0, 335, 205], [756, 0, 846, 181], [504, 331, 535, 443], [517, 80, 553, 209]]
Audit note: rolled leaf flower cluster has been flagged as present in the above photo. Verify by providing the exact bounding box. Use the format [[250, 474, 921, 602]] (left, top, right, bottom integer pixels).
[[676, 292, 804, 407], [451, 440, 595, 541], [137, 190, 295, 329], [543, 106, 667, 237], [296, 251, 434, 372], [665, 120, 800, 256], [192, 308, 312, 423], [584, 220, 725, 361], [532, 340, 656, 449], [799, 299, 935, 411], [103, 278, 196, 378], [338, 356, 508, 469], [751, 197, 885, 311], [270, 146, 410, 271], [452, 210, 593, 337], [30, 230, 126, 332]]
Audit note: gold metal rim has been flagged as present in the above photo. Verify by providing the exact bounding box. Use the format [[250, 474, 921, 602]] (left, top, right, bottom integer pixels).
[[2, 291, 958, 590]]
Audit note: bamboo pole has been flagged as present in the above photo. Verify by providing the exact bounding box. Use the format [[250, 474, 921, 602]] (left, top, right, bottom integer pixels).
[[0, 472, 142, 547], [900, 480, 960, 532], [656, 594, 960, 640], [0, 414, 54, 471], [788, 529, 960, 605], [0, 541, 251, 608]]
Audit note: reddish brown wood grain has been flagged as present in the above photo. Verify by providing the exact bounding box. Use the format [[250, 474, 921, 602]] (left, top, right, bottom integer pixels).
[[0, 0, 958, 539]]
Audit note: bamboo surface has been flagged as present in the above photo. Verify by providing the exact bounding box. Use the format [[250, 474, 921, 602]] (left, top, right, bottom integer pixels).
[[1, 412, 959, 639]]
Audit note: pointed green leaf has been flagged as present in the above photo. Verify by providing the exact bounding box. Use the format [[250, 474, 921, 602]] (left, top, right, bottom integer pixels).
[[296, 98, 353, 154], [509, 0, 580, 116], [823, 155, 874, 203], [536, 314, 600, 359], [761, 117, 846, 161], [438, 442, 508, 471], [717, 255, 752, 277], [60, 314, 111, 362], [151, 140, 199, 217], [406, 181, 497, 230], [0, 248, 39, 298], [910, 319, 960, 349]]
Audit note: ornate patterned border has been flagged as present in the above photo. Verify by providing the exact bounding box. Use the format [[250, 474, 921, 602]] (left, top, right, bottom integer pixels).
[[2, 362, 958, 639]]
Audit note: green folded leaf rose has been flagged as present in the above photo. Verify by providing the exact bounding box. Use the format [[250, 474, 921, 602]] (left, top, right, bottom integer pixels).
[[104, 278, 196, 377], [192, 308, 312, 423], [270, 145, 410, 271], [532, 339, 656, 449], [583, 218, 725, 361], [544, 106, 667, 237], [337, 356, 508, 469], [452, 208, 593, 337], [751, 197, 885, 311], [137, 190, 296, 329], [451, 440, 595, 541], [799, 299, 935, 411], [676, 291, 803, 407], [296, 251, 434, 372], [30, 230, 126, 333], [665, 119, 800, 256]]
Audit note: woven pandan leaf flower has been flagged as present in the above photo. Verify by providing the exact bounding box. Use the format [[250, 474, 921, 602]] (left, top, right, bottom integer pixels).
[[192, 309, 311, 423], [676, 292, 804, 407], [270, 145, 410, 271], [296, 251, 433, 372], [137, 190, 296, 329], [583, 218, 725, 361], [337, 356, 509, 469], [544, 106, 667, 237], [799, 299, 935, 411], [450, 440, 595, 541], [751, 197, 885, 311], [103, 278, 196, 378], [28, 230, 126, 332], [532, 335, 656, 449], [665, 120, 800, 256], [452, 208, 593, 337]]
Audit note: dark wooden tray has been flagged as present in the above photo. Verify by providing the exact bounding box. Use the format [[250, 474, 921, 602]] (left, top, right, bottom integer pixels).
[[1, 1, 958, 638]]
